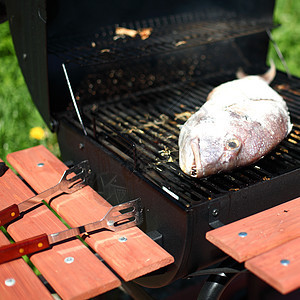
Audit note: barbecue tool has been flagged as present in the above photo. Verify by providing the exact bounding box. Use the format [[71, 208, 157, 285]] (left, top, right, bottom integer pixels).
[[0, 160, 90, 226], [0, 198, 142, 264]]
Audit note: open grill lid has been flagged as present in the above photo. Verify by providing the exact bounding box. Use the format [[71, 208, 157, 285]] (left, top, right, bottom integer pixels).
[[6, 0, 275, 128]]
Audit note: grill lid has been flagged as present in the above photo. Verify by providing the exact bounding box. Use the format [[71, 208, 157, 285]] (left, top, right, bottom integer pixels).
[[6, 0, 275, 127]]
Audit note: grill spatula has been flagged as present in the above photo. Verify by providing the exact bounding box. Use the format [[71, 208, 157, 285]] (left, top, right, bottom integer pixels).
[[0, 160, 91, 226], [0, 199, 142, 264]]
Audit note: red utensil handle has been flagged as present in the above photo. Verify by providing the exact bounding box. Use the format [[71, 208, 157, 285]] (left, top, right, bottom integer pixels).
[[0, 204, 20, 226], [0, 233, 50, 264]]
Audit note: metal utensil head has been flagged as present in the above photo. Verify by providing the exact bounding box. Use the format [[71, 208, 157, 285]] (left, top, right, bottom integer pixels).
[[59, 160, 91, 193], [105, 198, 143, 232]]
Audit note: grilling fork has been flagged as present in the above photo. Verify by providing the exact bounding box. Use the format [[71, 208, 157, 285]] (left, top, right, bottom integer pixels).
[[0, 199, 142, 264], [0, 160, 91, 226]]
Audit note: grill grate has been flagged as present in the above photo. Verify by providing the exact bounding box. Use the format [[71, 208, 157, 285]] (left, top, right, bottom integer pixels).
[[48, 13, 272, 67], [64, 72, 300, 207]]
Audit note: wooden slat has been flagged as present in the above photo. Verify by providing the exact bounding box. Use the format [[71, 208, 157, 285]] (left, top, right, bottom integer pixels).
[[0, 231, 53, 300], [245, 237, 300, 294], [206, 197, 300, 262], [7, 145, 174, 281], [0, 159, 120, 299]]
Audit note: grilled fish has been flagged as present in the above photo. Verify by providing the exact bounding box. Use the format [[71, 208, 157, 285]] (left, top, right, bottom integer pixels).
[[178, 63, 292, 178]]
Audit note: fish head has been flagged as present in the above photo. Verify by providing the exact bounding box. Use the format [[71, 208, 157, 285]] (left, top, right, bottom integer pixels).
[[179, 113, 243, 178]]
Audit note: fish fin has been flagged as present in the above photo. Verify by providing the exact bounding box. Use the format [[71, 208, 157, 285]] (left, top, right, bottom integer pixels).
[[236, 60, 276, 84], [207, 89, 216, 101], [260, 59, 276, 84], [236, 67, 247, 79]]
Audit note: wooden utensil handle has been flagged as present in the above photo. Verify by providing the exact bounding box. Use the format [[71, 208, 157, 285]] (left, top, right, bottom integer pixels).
[[0, 204, 20, 226], [0, 233, 50, 264]]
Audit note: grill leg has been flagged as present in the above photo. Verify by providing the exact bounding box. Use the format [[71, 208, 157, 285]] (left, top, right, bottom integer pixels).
[[197, 272, 239, 300], [196, 257, 245, 300]]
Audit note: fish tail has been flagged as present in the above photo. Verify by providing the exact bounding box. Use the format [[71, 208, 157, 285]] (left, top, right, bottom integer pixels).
[[236, 60, 276, 84]]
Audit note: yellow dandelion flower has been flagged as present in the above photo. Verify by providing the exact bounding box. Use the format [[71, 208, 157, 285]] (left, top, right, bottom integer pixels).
[[30, 127, 46, 140]]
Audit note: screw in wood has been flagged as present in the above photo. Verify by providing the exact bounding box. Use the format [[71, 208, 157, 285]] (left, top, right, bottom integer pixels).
[[5, 278, 16, 286], [64, 257, 75, 264], [107, 220, 114, 226], [118, 236, 127, 243], [280, 259, 290, 266], [238, 232, 247, 238]]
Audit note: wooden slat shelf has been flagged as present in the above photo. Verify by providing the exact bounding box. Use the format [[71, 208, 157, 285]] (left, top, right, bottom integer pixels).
[[0, 145, 174, 299], [206, 197, 300, 295]]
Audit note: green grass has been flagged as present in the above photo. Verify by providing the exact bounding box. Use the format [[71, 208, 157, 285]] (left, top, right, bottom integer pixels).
[[0, 21, 59, 165], [268, 0, 300, 76], [0, 0, 299, 164]]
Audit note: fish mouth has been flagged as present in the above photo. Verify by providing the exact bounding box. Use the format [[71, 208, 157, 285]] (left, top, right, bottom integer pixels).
[[190, 138, 202, 178]]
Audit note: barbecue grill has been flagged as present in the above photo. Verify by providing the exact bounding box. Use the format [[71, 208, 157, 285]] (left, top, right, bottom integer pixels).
[[4, 0, 300, 295]]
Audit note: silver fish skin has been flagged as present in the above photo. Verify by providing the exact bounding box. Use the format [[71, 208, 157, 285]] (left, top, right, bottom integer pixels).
[[178, 65, 293, 178]]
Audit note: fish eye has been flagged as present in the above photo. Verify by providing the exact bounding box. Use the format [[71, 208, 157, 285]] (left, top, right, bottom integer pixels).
[[226, 139, 240, 150]]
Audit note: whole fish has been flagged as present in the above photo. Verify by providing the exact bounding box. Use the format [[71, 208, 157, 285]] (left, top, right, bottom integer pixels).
[[178, 63, 292, 178]]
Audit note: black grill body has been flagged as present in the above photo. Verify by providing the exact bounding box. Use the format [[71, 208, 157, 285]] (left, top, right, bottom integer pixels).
[[6, 0, 300, 287]]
